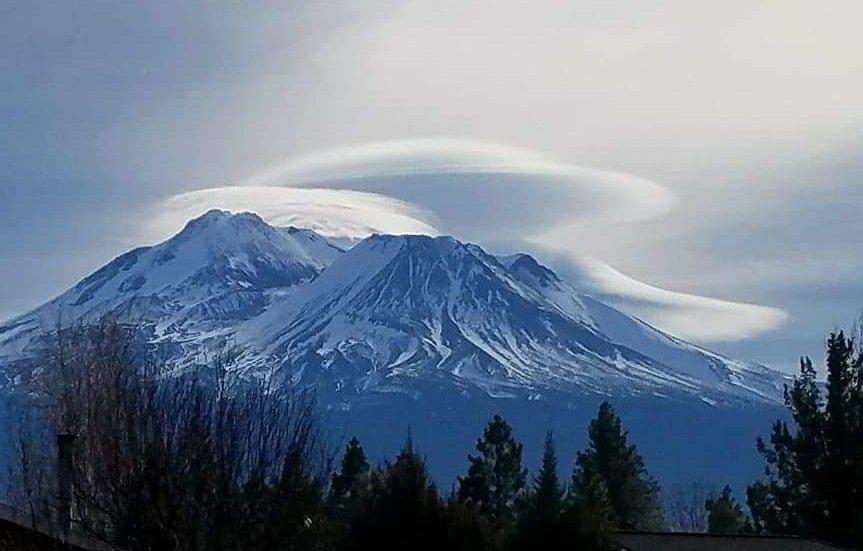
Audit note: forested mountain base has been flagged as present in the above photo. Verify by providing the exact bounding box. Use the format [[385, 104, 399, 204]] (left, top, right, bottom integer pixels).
[[2, 322, 861, 549]]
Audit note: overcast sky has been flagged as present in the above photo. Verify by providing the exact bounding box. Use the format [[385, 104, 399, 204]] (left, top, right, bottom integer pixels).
[[2, 0, 862, 371]]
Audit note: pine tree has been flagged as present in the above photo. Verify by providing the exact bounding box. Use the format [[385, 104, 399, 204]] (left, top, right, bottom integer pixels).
[[457, 414, 528, 528], [267, 443, 329, 549], [747, 330, 863, 547], [705, 486, 748, 534], [441, 497, 501, 551], [747, 357, 825, 536], [532, 432, 565, 523], [568, 455, 613, 529], [559, 456, 613, 550], [328, 437, 371, 548], [571, 401, 663, 530], [346, 438, 447, 550], [511, 432, 564, 548], [329, 437, 371, 509], [823, 332, 859, 540]]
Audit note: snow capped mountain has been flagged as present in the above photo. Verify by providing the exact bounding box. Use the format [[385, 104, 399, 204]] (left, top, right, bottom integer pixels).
[[277, 225, 345, 266], [0, 210, 787, 405], [0, 210, 339, 359], [500, 253, 783, 402]]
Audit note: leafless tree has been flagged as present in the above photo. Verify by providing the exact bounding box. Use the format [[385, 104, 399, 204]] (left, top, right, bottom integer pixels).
[[8, 321, 332, 550], [665, 479, 717, 532], [6, 406, 53, 531]]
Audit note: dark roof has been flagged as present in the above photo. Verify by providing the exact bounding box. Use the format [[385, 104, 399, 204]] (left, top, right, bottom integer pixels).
[[0, 503, 113, 551], [611, 531, 845, 551]]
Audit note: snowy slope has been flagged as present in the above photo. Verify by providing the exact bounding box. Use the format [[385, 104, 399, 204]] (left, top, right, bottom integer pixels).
[[0, 210, 339, 360], [501, 253, 785, 402], [278, 226, 345, 266], [0, 211, 787, 404]]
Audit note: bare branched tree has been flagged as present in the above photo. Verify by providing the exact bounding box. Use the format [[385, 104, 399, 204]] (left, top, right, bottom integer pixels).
[[665, 479, 717, 532], [8, 321, 331, 550], [6, 406, 53, 531]]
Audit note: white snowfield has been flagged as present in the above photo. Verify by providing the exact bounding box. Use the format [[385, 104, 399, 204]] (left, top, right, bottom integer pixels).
[[0, 210, 787, 404]]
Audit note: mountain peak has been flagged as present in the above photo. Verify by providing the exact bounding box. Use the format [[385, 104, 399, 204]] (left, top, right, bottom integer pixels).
[[359, 233, 468, 258], [176, 209, 270, 239], [198, 208, 232, 220], [4, 212, 345, 342], [183, 208, 236, 228], [501, 253, 561, 288], [1, 213, 787, 406]]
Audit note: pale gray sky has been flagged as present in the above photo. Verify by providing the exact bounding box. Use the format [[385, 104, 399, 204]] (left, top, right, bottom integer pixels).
[[2, 0, 862, 370]]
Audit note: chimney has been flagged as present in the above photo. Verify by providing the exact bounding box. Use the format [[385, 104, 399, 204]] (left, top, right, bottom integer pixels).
[[56, 432, 76, 537]]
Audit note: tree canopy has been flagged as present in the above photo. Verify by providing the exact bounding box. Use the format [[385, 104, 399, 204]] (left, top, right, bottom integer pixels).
[[747, 330, 863, 547], [570, 401, 663, 531], [457, 414, 528, 528]]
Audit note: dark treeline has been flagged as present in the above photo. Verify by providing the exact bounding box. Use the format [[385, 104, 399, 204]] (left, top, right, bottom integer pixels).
[[5, 323, 662, 550], [5, 322, 863, 549], [664, 326, 863, 548], [326, 404, 664, 551], [746, 329, 863, 548]]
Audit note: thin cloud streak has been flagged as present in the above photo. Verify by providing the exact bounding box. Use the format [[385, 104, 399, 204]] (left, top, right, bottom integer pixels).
[[150, 138, 788, 343], [242, 138, 678, 224], [547, 254, 789, 343], [143, 186, 440, 246]]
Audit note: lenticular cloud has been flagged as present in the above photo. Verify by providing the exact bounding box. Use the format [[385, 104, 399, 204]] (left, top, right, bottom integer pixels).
[[555, 255, 788, 343], [143, 186, 439, 246], [145, 138, 786, 343], [241, 138, 678, 244]]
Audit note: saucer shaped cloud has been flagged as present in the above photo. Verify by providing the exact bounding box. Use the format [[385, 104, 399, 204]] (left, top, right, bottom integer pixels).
[[143, 186, 439, 247], [241, 138, 678, 244], [145, 139, 786, 344], [555, 255, 788, 343]]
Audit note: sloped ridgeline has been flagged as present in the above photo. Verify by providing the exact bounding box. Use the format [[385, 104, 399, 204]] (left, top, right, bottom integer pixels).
[[0, 210, 788, 488]]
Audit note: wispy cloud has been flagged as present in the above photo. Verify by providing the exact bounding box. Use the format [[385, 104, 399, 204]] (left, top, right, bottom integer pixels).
[[241, 138, 677, 241], [143, 186, 439, 246], [150, 138, 787, 343], [242, 136, 675, 222], [551, 255, 788, 343]]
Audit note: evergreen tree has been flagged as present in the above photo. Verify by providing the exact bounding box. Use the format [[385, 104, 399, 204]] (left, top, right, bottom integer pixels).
[[511, 432, 564, 548], [346, 438, 447, 550], [566, 448, 614, 547], [457, 415, 528, 528], [328, 437, 371, 548], [532, 432, 565, 523], [571, 401, 663, 530], [329, 437, 371, 509], [442, 497, 502, 551], [705, 486, 748, 534], [747, 330, 863, 547], [267, 443, 330, 550], [568, 455, 613, 527]]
